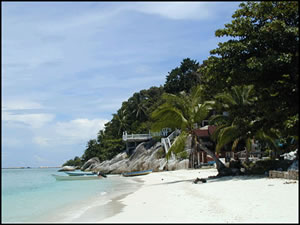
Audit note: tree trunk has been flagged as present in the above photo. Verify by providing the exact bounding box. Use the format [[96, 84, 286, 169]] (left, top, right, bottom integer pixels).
[[198, 142, 225, 170], [245, 148, 249, 163]]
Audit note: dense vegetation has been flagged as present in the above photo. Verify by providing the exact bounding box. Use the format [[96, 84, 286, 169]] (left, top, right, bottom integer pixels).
[[63, 1, 298, 167]]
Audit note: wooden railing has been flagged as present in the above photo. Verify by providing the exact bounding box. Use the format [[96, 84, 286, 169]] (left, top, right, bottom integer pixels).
[[122, 133, 152, 141], [122, 128, 172, 142]]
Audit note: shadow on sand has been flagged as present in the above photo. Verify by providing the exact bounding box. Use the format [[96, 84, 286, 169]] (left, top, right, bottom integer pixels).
[[152, 174, 267, 186]]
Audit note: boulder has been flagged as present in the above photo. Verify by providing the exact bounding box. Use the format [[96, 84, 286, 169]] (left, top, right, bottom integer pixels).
[[280, 149, 298, 160], [175, 159, 189, 170], [81, 157, 101, 171], [58, 166, 76, 172], [91, 139, 189, 174]]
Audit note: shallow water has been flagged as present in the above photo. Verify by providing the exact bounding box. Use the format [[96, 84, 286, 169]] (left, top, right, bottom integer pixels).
[[1, 168, 141, 222]]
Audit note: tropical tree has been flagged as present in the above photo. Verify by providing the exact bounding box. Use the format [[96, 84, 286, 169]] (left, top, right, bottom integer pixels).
[[62, 156, 83, 167], [81, 139, 101, 162], [129, 92, 148, 121], [199, 1, 299, 141], [164, 58, 201, 94], [210, 85, 279, 163], [151, 85, 227, 171], [112, 108, 128, 136]]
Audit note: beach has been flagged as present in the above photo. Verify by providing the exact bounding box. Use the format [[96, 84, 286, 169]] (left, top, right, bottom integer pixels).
[[100, 168, 299, 223]]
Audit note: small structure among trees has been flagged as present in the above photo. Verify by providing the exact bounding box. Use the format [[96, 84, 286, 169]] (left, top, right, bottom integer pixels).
[[122, 128, 172, 155]]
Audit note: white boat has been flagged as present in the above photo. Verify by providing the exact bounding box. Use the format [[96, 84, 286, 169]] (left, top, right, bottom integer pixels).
[[64, 171, 96, 176], [122, 169, 152, 177], [52, 174, 103, 181]]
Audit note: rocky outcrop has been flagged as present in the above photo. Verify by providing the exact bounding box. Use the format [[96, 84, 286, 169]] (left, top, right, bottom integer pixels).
[[280, 149, 298, 160], [81, 157, 101, 171], [87, 140, 189, 174], [58, 166, 76, 172]]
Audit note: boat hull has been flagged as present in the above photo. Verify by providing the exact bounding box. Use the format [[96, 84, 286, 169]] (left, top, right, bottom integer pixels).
[[64, 171, 96, 176], [122, 169, 152, 177], [52, 174, 102, 181]]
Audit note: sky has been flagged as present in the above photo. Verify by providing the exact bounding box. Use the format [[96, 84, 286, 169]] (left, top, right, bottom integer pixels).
[[2, 1, 241, 168]]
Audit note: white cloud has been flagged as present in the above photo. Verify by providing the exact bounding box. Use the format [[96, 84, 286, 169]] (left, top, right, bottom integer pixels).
[[33, 137, 51, 146], [3, 111, 55, 128], [128, 2, 220, 20], [55, 118, 108, 141], [2, 100, 44, 111], [30, 118, 108, 148]]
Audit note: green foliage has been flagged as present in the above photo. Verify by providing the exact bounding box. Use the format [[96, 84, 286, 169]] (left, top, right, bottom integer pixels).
[[242, 159, 293, 175], [151, 86, 215, 162], [81, 139, 100, 162], [200, 1, 299, 139], [62, 156, 83, 167], [211, 85, 279, 154], [177, 151, 189, 160], [152, 85, 211, 132], [166, 131, 188, 160], [66, 2, 298, 168], [72, 86, 165, 164], [164, 58, 201, 94]]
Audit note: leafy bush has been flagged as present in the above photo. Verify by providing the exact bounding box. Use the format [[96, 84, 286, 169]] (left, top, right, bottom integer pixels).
[[62, 156, 83, 167], [177, 151, 189, 160], [242, 159, 293, 175]]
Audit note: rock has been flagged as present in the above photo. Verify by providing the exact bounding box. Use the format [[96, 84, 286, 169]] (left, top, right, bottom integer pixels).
[[288, 160, 298, 171], [91, 140, 189, 174], [176, 159, 189, 170], [58, 166, 76, 172], [81, 157, 101, 171], [280, 149, 298, 160]]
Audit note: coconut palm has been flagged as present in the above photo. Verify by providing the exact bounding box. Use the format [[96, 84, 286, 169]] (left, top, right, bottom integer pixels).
[[151, 85, 227, 171], [211, 85, 278, 162], [130, 92, 148, 120], [114, 108, 128, 136]]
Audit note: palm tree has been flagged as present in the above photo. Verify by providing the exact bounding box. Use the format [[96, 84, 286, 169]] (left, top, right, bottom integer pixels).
[[151, 85, 227, 171], [211, 85, 278, 163], [114, 108, 128, 136], [131, 93, 148, 120]]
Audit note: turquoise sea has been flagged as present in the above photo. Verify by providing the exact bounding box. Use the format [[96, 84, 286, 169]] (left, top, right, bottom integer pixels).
[[2, 168, 142, 223]]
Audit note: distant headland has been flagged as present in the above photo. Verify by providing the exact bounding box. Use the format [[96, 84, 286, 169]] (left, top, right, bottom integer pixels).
[[2, 166, 61, 169]]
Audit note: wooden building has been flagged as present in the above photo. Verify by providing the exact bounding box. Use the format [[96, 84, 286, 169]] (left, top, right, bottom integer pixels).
[[189, 125, 217, 168]]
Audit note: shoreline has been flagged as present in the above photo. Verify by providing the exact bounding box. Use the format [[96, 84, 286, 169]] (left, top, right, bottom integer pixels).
[[31, 175, 144, 223], [99, 168, 298, 223]]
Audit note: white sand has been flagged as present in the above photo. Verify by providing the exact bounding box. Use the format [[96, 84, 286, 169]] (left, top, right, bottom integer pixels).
[[101, 168, 298, 223]]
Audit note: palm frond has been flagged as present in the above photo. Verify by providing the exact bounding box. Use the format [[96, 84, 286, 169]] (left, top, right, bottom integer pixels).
[[243, 85, 254, 104], [166, 131, 188, 160], [215, 125, 239, 152], [215, 92, 236, 106], [190, 85, 203, 107], [193, 103, 211, 124], [211, 124, 227, 142], [255, 130, 279, 151], [209, 114, 229, 126], [161, 93, 189, 119], [245, 137, 252, 152], [232, 137, 241, 151], [151, 104, 188, 131]]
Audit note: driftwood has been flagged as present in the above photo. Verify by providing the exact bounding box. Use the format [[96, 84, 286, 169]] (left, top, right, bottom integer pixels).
[[193, 177, 207, 184]]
